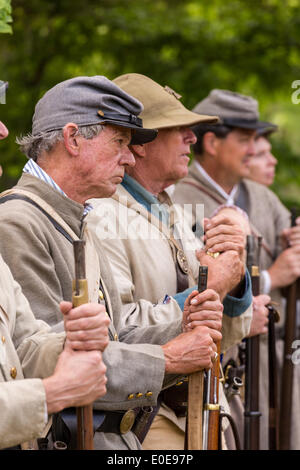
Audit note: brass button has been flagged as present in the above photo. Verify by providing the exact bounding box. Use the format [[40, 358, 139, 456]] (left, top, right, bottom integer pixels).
[[10, 367, 17, 379], [136, 392, 143, 398], [114, 333, 118, 341], [120, 409, 136, 434], [127, 394, 134, 400], [99, 290, 104, 300], [145, 391, 153, 397], [1, 336, 5, 343]]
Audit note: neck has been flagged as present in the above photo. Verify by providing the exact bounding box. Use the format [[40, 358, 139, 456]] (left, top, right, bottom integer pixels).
[[126, 168, 168, 196], [198, 157, 237, 194], [38, 157, 87, 205]]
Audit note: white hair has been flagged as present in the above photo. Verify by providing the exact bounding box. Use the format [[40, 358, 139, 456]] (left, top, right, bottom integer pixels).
[[16, 124, 104, 161]]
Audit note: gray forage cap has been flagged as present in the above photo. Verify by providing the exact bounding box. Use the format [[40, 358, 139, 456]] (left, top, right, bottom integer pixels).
[[193, 89, 274, 131], [32, 75, 158, 145]]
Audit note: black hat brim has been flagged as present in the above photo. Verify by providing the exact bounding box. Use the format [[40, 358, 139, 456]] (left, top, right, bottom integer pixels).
[[222, 117, 277, 132], [98, 118, 158, 145]]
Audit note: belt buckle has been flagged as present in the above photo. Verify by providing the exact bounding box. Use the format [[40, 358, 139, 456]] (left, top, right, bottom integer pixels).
[[120, 409, 136, 434]]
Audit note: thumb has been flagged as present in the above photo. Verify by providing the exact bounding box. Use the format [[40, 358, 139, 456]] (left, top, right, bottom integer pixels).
[[60, 300, 73, 317]]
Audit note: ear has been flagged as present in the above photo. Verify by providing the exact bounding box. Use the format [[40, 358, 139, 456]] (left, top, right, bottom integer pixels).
[[63, 123, 80, 156], [130, 144, 146, 158], [203, 131, 218, 156]]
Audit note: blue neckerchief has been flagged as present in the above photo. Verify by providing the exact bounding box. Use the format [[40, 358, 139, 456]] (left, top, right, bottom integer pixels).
[[122, 173, 169, 226]]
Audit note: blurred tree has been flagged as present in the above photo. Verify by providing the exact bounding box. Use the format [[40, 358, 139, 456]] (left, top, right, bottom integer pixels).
[[0, 0, 300, 207], [0, 0, 12, 33]]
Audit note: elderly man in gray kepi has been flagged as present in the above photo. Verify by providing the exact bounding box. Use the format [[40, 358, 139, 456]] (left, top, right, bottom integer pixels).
[[0, 76, 223, 450], [173, 88, 300, 450]]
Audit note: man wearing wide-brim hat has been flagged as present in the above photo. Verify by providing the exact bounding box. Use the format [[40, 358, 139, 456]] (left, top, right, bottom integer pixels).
[[87, 74, 259, 449], [173, 89, 300, 449]]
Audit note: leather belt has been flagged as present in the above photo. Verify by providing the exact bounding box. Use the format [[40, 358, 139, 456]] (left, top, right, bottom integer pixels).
[[162, 381, 188, 417], [97, 409, 137, 434]]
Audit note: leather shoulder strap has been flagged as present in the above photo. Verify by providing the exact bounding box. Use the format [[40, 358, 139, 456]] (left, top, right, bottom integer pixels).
[[0, 189, 79, 242], [180, 178, 225, 205]]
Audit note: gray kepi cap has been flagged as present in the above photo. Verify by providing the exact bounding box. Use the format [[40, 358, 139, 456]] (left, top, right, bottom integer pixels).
[[32, 76, 158, 145], [193, 89, 275, 132]]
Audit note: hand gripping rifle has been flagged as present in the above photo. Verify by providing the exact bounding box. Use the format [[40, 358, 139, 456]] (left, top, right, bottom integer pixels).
[[244, 235, 262, 450], [279, 208, 300, 450], [186, 266, 208, 450], [72, 240, 94, 450]]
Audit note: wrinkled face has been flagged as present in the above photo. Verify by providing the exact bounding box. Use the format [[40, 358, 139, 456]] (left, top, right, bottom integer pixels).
[[215, 128, 257, 182], [248, 136, 277, 186], [143, 126, 197, 185], [77, 124, 135, 198], [0, 121, 8, 140]]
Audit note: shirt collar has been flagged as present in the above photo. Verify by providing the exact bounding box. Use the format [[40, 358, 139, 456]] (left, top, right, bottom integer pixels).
[[194, 160, 238, 205]]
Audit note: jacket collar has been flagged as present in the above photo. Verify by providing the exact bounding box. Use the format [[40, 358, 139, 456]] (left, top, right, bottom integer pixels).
[[16, 173, 85, 238]]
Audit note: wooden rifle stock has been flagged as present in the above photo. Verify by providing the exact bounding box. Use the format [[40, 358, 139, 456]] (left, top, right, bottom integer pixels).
[[203, 342, 221, 450], [279, 208, 299, 450], [72, 240, 94, 450], [244, 235, 261, 450], [186, 266, 208, 450]]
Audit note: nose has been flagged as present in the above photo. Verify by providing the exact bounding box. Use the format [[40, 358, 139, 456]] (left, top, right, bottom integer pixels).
[[183, 127, 197, 145], [0, 121, 8, 140], [121, 145, 136, 167], [247, 137, 256, 157], [268, 152, 277, 166]]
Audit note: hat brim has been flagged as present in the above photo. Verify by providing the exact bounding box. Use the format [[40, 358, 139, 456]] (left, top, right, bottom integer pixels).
[[255, 122, 278, 137], [222, 117, 276, 131], [142, 110, 219, 130], [98, 118, 158, 144]]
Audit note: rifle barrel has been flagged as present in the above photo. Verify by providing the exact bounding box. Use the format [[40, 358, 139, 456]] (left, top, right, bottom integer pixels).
[[73, 240, 94, 451], [279, 208, 299, 450], [244, 235, 261, 450]]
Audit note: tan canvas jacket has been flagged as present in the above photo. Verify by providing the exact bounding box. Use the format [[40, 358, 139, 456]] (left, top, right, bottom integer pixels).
[[173, 161, 300, 449], [0, 255, 64, 449]]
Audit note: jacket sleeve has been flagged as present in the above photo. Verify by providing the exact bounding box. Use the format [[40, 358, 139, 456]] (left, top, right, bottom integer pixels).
[[0, 379, 46, 449], [0, 208, 66, 326]]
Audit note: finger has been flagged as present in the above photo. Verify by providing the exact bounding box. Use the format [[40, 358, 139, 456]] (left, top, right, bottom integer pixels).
[[190, 289, 220, 305], [64, 303, 107, 321], [188, 300, 223, 314], [254, 294, 271, 306], [206, 224, 241, 239], [65, 314, 110, 332], [205, 241, 244, 254], [206, 215, 236, 229], [188, 308, 223, 321], [186, 320, 222, 331], [205, 233, 244, 246], [66, 338, 109, 351], [207, 328, 222, 342]]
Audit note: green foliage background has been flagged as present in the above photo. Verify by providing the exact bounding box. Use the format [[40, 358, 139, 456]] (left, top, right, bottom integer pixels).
[[0, 0, 300, 207]]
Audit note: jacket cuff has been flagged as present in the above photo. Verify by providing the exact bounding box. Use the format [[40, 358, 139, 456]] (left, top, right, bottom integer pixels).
[[222, 269, 252, 318], [173, 286, 196, 311]]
